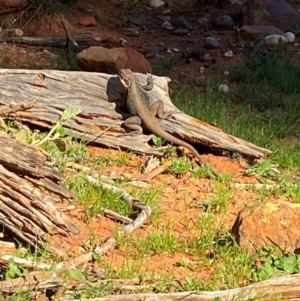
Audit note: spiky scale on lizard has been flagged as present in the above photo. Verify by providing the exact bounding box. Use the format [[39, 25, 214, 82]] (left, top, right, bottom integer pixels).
[[118, 68, 216, 174]]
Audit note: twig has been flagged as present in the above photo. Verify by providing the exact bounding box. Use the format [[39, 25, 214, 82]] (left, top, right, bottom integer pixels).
[[138, 160, 173, 182], [103, 209, 133, 224], [1, 255, 52, 270], [61, 16, 78, 47], [54, 176, 152, 271]]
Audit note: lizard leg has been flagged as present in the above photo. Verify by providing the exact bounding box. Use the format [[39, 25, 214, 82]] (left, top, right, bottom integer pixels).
[[150, 100, 175, 119], [122, 116, 143, 134], [140, 75, 153, 91]]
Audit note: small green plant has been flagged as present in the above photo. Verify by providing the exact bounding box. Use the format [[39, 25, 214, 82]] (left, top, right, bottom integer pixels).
[[31, 106, 81, 147], [252, 247, 300, 282], [168, 157, 191, 174], [28, 0, 65, 13], [153, 57, 178, 76]]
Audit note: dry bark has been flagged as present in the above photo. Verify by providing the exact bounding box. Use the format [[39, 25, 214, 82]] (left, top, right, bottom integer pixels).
[[0, 135, 79, 256], [0, 69, 271, 159], [66, 273, 300, 301]]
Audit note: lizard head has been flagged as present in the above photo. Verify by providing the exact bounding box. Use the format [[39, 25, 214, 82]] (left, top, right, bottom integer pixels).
[[118, 69, 137, 90]]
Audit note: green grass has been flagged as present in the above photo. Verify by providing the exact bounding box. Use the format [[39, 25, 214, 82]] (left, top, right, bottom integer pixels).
[[171, 53, 300, 169], [2, 52, 300, 301]]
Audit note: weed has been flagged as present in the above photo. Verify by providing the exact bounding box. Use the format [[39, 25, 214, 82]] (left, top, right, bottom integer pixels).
[[28, 0, 65, 13], [168, 157, 191, 174], [252, 247, 300, 282], [153, 57, 178, 76]]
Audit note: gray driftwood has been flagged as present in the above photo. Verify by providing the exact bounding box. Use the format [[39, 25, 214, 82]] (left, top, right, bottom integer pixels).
[[0, 69, 271, 159], [0, 135, 79, 256], [67, 273, 300, 301]]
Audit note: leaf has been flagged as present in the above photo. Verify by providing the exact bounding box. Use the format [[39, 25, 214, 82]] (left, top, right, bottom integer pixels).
[[8, 259, 22, 278], [61, 106, 82, 120], [54, 138, 68, 152], [65, 269, 86, 281], [56, 124, 66, 137], [282, 256, 297, 274]]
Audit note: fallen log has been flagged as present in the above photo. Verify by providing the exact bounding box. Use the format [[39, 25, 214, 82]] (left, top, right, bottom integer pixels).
[[0, 69, 271, 159], [66, 273, 300, 301], [0, 135, 79, 256]]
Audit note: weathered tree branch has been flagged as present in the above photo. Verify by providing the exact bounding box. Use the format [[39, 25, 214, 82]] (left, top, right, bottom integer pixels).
[[0, 69, 271, 159]]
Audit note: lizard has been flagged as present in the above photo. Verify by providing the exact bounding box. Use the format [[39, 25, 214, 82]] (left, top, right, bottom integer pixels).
[[118, 68, 217, 174]]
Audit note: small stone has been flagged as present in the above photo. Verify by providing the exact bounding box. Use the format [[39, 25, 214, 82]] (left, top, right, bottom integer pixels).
[[173, 29, 189, 35], [78, 16, 96, 27], [200, 66, 205, 73], [163, 9, 171, 14], [204, 37, 220, 49], [224, 70, 229, 75], [128, 16, 147, 26], [283, 32, 295, 43], [240, 25, 284, 41], [158, 42, 164, 46], [125, 30, 140, 37], [223, 49, 233, 58], [162, 21, 172, 28], [212, 15, 233, 29], [174, 48, 179, 52], [265, 34, 288, 46], [149, 0, 165, 8], [218, 84, 230, 93], [166, 26, 175, 30], [105, 35, 120, 44], [119, 38, 127, 45], [160, 16, 171, 22], [178, 71, 187, 79], [294, 43, 299, 46]]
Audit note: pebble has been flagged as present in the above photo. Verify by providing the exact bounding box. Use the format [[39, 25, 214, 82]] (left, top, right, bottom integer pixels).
[[224, 70, 230, 76], [204, 37, 220, 49], [119, 38, 127, 45], [283, 32, 295, 43], [218, 84, 230, 93], [265, 34, 288, 46], [212, 15, 233, 29], [173, 29, 189, 35], [223, 49, 233, 58], [160, 16, 171, 22], [294, 43, 299, 47], [162, 21, 172, 28], [200, 66, 205, 73], [149, 0, 165, 8], [78, 16, 96, 27], [163, 9, 171, 14]]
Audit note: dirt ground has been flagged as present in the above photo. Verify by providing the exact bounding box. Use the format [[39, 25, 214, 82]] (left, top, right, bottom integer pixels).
[[0, 0, 295, 290]]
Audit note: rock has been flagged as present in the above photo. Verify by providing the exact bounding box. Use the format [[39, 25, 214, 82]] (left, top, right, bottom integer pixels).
[[173, 29, 189, 35], [171, 17, 193, 30], [77, 46, 151, 74], [204, 37, 221, 49], [283, 32, 295, 43], [149, 0, 165, 8], [78, 16, 96, 27], [240, 25, 284, 40], [241, 0, 300, 31], [218, 84, 230, 92], [212, 15, 234, 29], [104, 35, 120, 44], [223, 49, 233, 58], [265, 34, 288, 46], [232, 200, 300, 253], [128, 15, 147, 26]]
